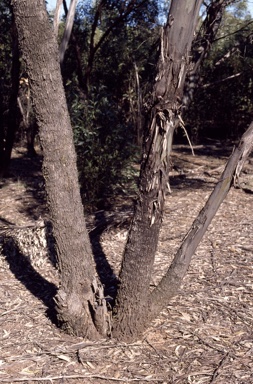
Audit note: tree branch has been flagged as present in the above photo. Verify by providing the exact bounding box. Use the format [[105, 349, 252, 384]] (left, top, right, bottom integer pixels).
[[183, 0, 234, 109], [84, 0, 148, 94], [59, 0, 78, 64], [202, 71, 242, 88], [53, 0, 63, 35], [146, 120, 253, 320]]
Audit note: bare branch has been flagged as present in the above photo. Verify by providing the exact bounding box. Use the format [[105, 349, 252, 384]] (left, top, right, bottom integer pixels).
[[0, 373, 163, 382], [84, 0, 149, 94], [59, 0, 78, 64], [202, 72, 242, 88], [53, 0, 63, 35], [213, 20, 253, 43], [183, 0, 230, 109]]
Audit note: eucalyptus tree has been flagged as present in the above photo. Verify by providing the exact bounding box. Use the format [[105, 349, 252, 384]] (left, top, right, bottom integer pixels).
[[11, 0, 253, 342]]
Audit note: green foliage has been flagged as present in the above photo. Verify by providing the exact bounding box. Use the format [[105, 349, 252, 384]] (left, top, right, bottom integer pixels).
[[0, 0, 12, 111], [69, 87, 138, 210], [62, 0, 159, 209]]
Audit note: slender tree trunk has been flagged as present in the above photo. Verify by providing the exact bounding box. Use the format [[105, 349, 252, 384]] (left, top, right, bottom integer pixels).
[[53, 0, 63, 35], [17, 79, 37, 157], [0, 20, 20, 177], [57, 0, 87, 98], [82, 0, 149, 96], [112, 0, 203, 340], [59, 0, 78, 65], [183, 0, 232, 110], [11, 0, 108, 339]]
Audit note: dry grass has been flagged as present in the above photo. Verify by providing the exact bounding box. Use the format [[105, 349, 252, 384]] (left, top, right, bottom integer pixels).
[[0, 145, 253, 383]]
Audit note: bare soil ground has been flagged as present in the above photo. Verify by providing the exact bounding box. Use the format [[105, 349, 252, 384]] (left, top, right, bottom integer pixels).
[[0, 143, 253, 384]]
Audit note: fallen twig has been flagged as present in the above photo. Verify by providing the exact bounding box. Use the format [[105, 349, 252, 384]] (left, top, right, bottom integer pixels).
[[0, 374, 164, 382], [209, 352, 230, 383]]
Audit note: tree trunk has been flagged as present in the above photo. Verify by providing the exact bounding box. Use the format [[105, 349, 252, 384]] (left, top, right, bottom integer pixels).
[[112, 0, 203, 340], [134, 62, 143, 146], [11, 0, 108, 339], [182, 0, 232, 110], [11, 0, 253, 344], [82, 0, 150, 97], [0, 19, 20, 177], [53, 0, 63, 35], [59, 0, 78, 65]]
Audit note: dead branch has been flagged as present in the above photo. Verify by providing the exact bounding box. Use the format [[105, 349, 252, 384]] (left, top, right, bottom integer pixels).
[[59, 0, 78, 64], [0, 374, 164, 382], [53, 0, 63, 35]]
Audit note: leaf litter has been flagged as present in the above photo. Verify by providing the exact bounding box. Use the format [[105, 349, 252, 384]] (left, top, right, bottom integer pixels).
[[0, 144, 253, 383]]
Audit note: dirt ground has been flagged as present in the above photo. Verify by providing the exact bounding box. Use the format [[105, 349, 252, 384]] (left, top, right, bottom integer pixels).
[[0, 143, 253, 384]]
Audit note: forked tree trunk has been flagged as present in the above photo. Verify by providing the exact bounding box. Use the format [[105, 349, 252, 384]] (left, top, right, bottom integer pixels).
[[112, 0, 203, 340], [113, 0, 253, 340], [11, 0, 107, 339], [11, 0, 253, 343]]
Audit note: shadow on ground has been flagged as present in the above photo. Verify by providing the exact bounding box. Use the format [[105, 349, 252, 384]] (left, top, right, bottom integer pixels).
[[0, 151, 46, 220], [1, 235, 58, 323], [90, 211, 119, 303], [0, 142, 236, 325]]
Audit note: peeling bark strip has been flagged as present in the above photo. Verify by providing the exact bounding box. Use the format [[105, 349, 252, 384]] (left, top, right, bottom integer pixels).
[[146, 122, 253, 321], [12, 0, 108, 338], [112, 0, 203, 340]]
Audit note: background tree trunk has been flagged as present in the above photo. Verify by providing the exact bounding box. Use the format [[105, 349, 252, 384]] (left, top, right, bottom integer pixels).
[[59, 0, 78, 65], [183, 0, 233, 110], [0, 20, 20, 177], [53, 0, 63, 35], [112, 0, 203, 341], [11, 0, 108, 339]]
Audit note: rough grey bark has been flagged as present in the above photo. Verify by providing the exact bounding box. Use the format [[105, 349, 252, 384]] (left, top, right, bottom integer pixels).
[[11, 0, 253, 344], [11, 0, 108, 339], [112, 0, 203, 340]]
